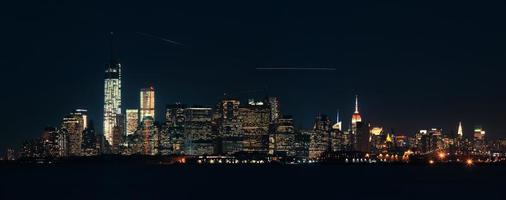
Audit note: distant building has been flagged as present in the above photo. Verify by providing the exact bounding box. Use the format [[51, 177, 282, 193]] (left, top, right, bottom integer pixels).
[[240, 101, 270, 154], [269, 115, 296, 156], [60, 109, 88, 156], [140, 86, 155, 121], [309, 114, 332, 160], [163, 103, 187, 155], [216, 99, 243, 155], [295, 130, 311, 161], [137, 116, 159, 155], [5, 148, 16, 161], [331, 111, 350, 151], [126, 109, 139, 136], [369, 126, 384, 153], [473, 126, 487, 155], [184, 106, 214, 155], [21, 139, 44, 159], [268, 97, 280, 122], [40, 126, 61, 157], [81, 121, 98, 156], [354, 121, 370, 153]]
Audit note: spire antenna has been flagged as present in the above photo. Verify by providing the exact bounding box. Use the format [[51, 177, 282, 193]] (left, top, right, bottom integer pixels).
[[109, 32, 115, 62], [354, 95, 359, 114]]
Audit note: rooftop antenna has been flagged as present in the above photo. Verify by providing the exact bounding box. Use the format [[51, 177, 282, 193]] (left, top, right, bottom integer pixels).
[[109, 32, 115, 62]]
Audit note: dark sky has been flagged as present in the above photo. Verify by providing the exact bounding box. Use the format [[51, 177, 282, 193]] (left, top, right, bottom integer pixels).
[[1, 1, 506, 152]]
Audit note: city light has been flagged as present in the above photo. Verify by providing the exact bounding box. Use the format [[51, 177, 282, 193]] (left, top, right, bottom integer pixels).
[[466, 159, 473, 166]]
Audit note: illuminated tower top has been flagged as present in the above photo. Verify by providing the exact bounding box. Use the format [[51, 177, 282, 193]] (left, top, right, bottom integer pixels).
[[332, 110, 342, 131], [457, 121, 463, 138], [351, 95, 362, 125]]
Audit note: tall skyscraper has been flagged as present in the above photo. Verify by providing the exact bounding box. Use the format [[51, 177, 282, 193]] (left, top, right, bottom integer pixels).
[[351, 95, 362, 133], [350, 95, 362, 150], [103, 32, 122, 146], [126, 109, 139, 136], [140, 86, 155, 121]]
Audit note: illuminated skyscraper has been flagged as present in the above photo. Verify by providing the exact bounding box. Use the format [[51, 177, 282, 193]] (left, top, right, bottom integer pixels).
[[103, 32, 122, 146], [140, 86, 155, 121], [350, 95, 362, 150], [351, 95, 362, 134], [126, 109, 139, 136]]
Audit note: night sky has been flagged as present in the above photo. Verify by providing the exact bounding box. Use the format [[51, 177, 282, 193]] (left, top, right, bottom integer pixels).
[[1, 1, 506, 152]]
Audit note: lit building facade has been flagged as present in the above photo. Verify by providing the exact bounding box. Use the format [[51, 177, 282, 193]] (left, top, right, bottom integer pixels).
[[184, 106, 214, 155], [61, 109, 88, 156], [269, 115, 296, 156], [268, 97, 280, 122], [126, 109, 139, 136], [309, 114, 332, 160], [81, 121, 98, 156], [216, 99, 243, 155], [140, 86, 155, 121], [331, 111, 351, 151], [136, 116, 159, 155], [164, 103, 187, 155], [103, 49, 122, 146], [240, 101, 270, 154]]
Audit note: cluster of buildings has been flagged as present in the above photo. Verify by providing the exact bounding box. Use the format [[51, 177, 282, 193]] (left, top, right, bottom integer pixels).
[[6, 90, 506, 164], [3, 38, 506, 164]]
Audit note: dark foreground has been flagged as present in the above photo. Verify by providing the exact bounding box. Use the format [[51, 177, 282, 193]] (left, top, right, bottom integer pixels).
[[1, 164, 504, 200]]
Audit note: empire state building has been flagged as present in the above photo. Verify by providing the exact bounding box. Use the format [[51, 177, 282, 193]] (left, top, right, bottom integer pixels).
[[103, 32, 122, 145]]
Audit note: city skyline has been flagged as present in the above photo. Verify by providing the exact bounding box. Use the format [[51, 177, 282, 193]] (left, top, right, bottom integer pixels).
[[1, 1, 506, 153]]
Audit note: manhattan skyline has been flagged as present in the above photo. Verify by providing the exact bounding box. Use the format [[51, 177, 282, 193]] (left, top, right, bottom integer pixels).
[[1, 1, 506, 153]]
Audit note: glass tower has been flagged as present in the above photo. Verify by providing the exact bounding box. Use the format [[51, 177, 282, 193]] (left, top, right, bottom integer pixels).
[[103, 32, 122, 146]]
